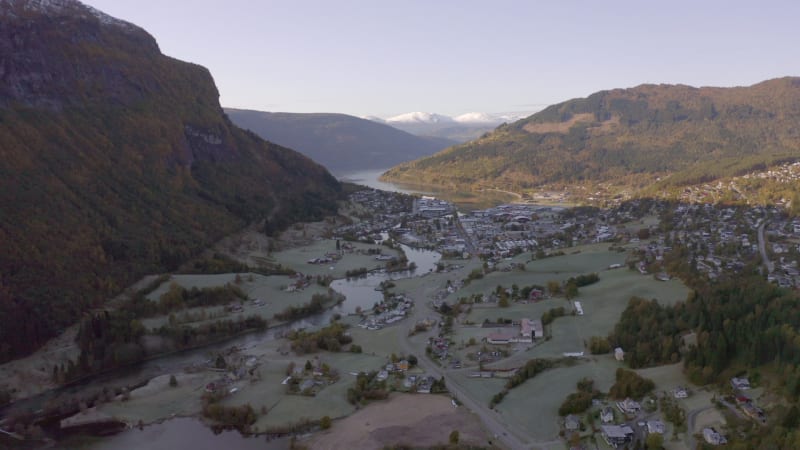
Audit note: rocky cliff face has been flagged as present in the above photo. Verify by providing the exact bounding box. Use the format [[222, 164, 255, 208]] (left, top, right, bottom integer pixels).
[[0, 0, 341, 362]]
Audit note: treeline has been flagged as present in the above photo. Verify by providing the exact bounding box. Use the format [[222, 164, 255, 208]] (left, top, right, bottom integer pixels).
[[287, 322, 352, 354], [607, 297, 683, 368], [608, 255, 800, 391], [157, 283, 247, 315], [274, 291, 342, 322], [347, 371, 389, 405], [541, 306, 568, 325], [60, 308, 268, 381], [567, 273, 600, 288], [559, 378, 600, 416], [490, 359, 554, 408], [609, 368, 654, 399]]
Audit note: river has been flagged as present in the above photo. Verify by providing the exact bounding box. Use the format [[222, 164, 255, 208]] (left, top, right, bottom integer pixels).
[[339, 168, 519, 210], [55, 244, 441, 449]]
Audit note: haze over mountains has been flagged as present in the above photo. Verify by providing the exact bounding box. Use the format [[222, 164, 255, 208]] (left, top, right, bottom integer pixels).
[[226, 109, 456, 174], [383, 78, 800, 198], [0, 0, 340, 361]]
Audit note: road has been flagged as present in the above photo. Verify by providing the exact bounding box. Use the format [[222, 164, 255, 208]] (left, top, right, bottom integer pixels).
[[757, 220, 774, 274], [686, 404, 712, 450], [395, 263, 562, 450]]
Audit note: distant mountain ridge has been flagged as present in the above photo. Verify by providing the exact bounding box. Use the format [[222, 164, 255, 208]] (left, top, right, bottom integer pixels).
[[0, 0, 340, 362], [382, 78, 800, 198], [226, 109, 456, 174], [369, 111, 532, 142]]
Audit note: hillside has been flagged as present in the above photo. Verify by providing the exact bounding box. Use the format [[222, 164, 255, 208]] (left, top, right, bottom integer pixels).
[[0, 0, 341, 362], [225, 109, 455, 174], [382, 78, 800, 197]]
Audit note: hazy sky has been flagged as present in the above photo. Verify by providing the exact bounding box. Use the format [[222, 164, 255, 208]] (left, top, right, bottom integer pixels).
[[85, 0, 799, 117]]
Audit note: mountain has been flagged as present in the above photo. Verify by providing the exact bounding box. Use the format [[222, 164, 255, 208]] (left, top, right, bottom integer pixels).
[[376, 111, 532, 143], [225, 109, 456, 174], [0, 0, 341, 362], [382, 78, 800, 197], [386, 111, 455, 124]]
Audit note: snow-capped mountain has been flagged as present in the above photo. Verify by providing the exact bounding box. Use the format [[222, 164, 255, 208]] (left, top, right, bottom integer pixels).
[[385, 112, 455, 124], [453, 112, 496, 124], [369, 110, 539, 142]]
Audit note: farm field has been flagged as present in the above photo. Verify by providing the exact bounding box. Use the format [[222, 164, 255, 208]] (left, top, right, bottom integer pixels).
[[269, 239, 400, 278], [141, 273, 332, 329]]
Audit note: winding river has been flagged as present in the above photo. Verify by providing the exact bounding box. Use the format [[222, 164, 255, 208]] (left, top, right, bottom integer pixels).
[[45, 244, 441, 448]]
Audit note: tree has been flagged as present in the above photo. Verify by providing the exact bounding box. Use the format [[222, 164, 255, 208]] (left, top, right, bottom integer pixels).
[[547, 280, 562, 296], [215, 354, 227, 369], [320, 415, 332, 429], [449, 429, 459, 444], [646, 432, 663, 449]]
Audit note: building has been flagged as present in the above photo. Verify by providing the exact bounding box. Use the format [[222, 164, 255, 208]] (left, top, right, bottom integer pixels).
[[614, 347, 625, 361], [617, 398, 641, 414], [565, 414, 581, 431], [601, 425, 634, 448], [487, 333, 513, 345], [646, 420, 666, 434], [601, 407, 615, 423], [574, 301, 584, 315], [672, 387, 689, 399], [703, 427, 727, 445], [731, 377, 751, 390], [520, 318, 544, 341]]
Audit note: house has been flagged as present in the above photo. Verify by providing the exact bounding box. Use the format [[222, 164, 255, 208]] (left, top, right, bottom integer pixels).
[[299, 379, 315, 392], [614, 347, 625, 361], [397, 360, 409, 371], [520, 318, 544, 341], [601, 425, 634, 448], [601, 407, 615, 423], [672, 387, 689, 399], [529, 289, 544, 301], [703, 427, 727, 445], [731, 377, 751, 390], [376, 370, 389, 381], [487, 333, 513, 344], [646, 420, 666, 434], [616, 398, 641, 414], [564, 414, 581, 431], [574, 301, 584, 315]]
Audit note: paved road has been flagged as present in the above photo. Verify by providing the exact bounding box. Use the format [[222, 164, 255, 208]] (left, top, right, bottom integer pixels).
[[686, 404, 713, 450], [757, 220, 774, 273], [395, 263, 564, 450]]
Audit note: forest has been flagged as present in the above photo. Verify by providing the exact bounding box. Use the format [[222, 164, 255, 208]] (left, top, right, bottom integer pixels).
[[383, 77, 800, 197], [0, 4, 342, 363]]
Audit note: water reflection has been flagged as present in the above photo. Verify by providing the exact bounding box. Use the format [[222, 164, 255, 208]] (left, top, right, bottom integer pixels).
[[329, 244, 440, 314]]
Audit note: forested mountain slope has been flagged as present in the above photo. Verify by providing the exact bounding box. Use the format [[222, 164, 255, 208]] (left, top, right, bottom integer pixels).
[[225, 109, 456, 174], [383, 78, 800, 195], [0, 0, 340, 362]]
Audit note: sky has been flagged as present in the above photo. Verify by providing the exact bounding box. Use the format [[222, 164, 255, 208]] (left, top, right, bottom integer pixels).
[[84, 0, 800, 118]]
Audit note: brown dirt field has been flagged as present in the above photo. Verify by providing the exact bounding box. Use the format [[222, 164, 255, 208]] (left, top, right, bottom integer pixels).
[[306, 393, 492, 450]]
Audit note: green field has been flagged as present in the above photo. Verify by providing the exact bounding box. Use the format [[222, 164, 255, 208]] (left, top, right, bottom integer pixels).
[[141, 273, 332, 329], [447, 245, 696, 444], [455, 244, 629, 300], [493, 359, 620, 440], [270, 239, 400, 278]]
